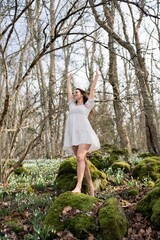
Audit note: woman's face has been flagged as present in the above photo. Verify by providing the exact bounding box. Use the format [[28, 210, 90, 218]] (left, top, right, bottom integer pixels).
[[73, 89, 83, 101]]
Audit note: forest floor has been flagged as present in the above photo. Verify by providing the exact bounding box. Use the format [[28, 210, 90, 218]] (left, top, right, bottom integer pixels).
[[0, 160, 160, 240], [104, 184, 160, 240]]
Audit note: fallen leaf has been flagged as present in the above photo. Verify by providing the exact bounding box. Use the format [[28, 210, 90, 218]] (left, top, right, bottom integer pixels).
[[62, 206, 72, 215]]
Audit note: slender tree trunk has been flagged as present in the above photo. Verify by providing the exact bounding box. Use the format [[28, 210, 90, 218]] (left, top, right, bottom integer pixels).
[[102, 1, 131, 154], [48, 0, 56, 157], [108, 35, 131, 154]]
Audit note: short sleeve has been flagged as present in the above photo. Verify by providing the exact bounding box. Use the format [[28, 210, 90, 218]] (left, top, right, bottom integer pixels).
[[85, 99, 95, 109]]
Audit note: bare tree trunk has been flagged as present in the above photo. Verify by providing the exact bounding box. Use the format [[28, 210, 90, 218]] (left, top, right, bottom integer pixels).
[[60, 40, 73, 155], [123, 55, 137, 149], [108, 35, 131, 154], [101, 1, 131, 154], [48, 0, 56, 157]]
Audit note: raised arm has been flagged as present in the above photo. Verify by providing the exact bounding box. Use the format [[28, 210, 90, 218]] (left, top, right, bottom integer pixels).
[[66, 73, 73, 101], [89, 69, 101, 99]]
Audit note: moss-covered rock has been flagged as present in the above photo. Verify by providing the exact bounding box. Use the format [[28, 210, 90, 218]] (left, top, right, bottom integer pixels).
[[89, 145, 130, 169], [55, 157, 107, 194], [132, 156, 160, 181], [136, 186, 160, 229], [43, 192, 129, 239], [151, 199, 160, 229], [102, 144, 128, 156], [111, 161, 131, 173], [107, 153, 119, 166], [98, 197, 129, 240], [88, 150, 107, 170], [44, 191, 102, 239], [112, 148, 128, 156], [105, 146, 129, 167]]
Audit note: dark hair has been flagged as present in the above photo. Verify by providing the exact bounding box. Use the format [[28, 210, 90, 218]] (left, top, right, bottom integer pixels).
[[75, 88, 88, 104]]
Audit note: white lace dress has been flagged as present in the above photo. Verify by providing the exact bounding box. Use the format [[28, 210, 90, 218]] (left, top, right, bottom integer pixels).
[[63, 99, 100, 154]]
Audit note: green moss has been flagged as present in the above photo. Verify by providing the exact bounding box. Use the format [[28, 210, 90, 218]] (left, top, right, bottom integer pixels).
[[131, 148, 139, 153], [88, 151, 106, 170], [108, 153, 119, 165], [102, 145, 127, 155], [26, 186, 34, 193], [147, 181, 155, 188], [98, 197, 129, 240], [132, 156, 160, 181], [138, 153, 157, 158], [136, 186, 160, 229], [5, 160, 30, 176], [14, 166, 30, 175], [102, 144, 114, 153], [58, 157, 77, 175], [155, 179, 160, 187], [44, 192, 102, 239], [111, 161, 131, 172], [151, 199, 160, 229], [124, 187, 140, 197], [55, 174, 77, 193], [5, 219, 24, 233], [44, 192, 129, 239], [65, 214, 96, 237], [107, 149, 130, 166], [55, 158, 107, 194], [112, 148, 128, 155]]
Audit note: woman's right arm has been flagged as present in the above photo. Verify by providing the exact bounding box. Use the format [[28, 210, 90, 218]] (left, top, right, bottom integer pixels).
[[67, 73, 73, 102]]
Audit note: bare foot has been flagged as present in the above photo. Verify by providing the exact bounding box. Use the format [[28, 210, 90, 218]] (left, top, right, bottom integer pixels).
[[72, 187, 81, 193], [89, 187, 95, 197]]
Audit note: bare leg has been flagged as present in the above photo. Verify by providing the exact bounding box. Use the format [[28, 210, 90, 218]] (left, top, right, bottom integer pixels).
[[72, 144, 91, 194], [84, 156, 95, 197], [72, 144, 94, 196]]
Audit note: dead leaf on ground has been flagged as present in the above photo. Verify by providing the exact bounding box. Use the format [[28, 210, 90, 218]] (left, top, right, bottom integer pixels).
[[62, 206, 72, 215]]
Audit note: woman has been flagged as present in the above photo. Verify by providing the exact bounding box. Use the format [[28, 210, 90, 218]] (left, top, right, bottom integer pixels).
[[63, 69, 101, 196]]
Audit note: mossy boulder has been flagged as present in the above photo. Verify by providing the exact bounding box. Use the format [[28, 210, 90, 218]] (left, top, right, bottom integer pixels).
[[151, 199, 160, 229], [105, 146, 128, 166], [88, 150, 107, 170], [98, 197, 129, 240], [55, 157, 107, 194], [43, 192, 129, 239], [111, 161, 131, 173], [102, 144, 128, 156], [44, 192, 102, 239], [136, 186, 160, 229], [132, 156, 160, 181], [90, 145, 129, 168]]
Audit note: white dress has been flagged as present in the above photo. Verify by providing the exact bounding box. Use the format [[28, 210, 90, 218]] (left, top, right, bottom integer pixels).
[[63, 99, 100, 154]]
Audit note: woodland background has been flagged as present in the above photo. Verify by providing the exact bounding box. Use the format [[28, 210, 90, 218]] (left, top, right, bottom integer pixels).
[[0, 0, 160, 183]]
